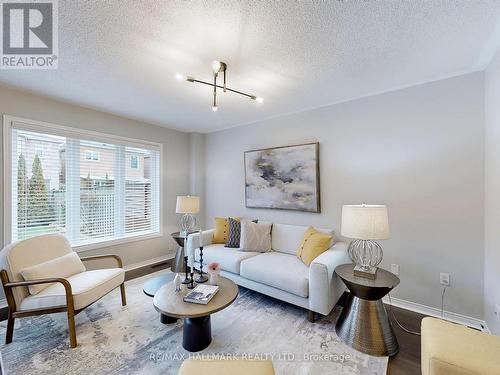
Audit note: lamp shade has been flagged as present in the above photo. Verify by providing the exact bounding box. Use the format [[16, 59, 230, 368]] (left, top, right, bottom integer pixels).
[[341, 204, 390, 240], [176, 196, 200, 214]]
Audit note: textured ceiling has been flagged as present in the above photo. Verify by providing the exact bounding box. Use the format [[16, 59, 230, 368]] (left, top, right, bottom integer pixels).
[[1, 0, 500, 133]]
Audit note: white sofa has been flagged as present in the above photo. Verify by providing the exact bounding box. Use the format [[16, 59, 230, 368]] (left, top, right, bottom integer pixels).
[[186, 223, 350, 320]]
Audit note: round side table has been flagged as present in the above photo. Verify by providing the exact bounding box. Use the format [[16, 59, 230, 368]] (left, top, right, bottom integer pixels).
[[335, 264, 400, 357]]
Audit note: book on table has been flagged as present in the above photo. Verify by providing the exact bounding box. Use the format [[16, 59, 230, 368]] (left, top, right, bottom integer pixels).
[[183, 284, 220, 305]]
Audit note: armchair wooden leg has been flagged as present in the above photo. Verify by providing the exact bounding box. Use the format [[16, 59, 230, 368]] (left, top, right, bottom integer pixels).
[[120, 283, 127, 306], [307, 310, 316, 323], [67, 311, 77, 348], [5, 312, 14, 344]]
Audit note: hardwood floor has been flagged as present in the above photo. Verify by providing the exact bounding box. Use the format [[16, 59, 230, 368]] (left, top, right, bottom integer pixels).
[[387, 304, 426, 375]]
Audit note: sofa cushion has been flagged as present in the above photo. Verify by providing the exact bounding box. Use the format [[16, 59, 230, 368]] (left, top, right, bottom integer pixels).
[[20, 268, 125, 311], [20, 252, 86, 295], [240, 252, 309, 297], [240, 220, 272, 252], [225, 217, 242, 248], [213, 217, 230, 244], [296, 227, 333, 266], [272, 223, 334, 255], [195, 244, 260, 274]]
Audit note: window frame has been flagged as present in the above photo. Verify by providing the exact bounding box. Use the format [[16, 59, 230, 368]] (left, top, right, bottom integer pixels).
[[84, 150, 100, 161], [130, 155, 139, 169], [2, 115, 163, 252]]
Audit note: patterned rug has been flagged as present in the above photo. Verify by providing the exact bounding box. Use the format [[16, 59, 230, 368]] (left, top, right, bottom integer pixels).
[[0, 272, 388, 375]]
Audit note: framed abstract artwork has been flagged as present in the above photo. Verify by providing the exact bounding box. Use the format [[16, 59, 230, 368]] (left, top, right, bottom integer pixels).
[[244, 142, 320, 212]]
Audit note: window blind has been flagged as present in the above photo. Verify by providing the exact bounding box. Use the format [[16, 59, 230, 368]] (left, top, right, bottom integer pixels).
[[11, 125, 161, 247]]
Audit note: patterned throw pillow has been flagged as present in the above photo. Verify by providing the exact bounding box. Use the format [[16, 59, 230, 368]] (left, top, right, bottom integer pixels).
[[225, 217, 241, 248], [225, 218, 258, 248], [239, 220, 272, 252]]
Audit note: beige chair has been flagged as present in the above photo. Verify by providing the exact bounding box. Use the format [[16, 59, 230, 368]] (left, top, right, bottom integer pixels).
[[178, 359, 275, 375], [0, 234, 126, 348], [421, 317, 500, 375]]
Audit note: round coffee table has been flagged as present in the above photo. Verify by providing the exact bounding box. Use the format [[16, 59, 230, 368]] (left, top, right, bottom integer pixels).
[[335, 264, 400, 357], [153, 276, 238, 352]]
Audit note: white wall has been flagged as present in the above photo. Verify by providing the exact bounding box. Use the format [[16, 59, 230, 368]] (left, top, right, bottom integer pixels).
[[0, 84, 191, 267], [485, 48, 500, 335], [189, 133, 206, 229], [204, 73, 485, 319]]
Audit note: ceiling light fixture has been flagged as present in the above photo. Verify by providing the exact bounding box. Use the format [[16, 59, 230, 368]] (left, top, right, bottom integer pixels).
[[176, 60, 262, 111]]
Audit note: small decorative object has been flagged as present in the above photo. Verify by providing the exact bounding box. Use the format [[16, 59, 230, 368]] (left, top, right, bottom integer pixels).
[[176, 60, 263, 111], [176, 195, 200, 236], [195, 247, 209, 284], [245, 143, 320, 212], [182, 256, 191, 285], [174, 274, 181, 292], [183, 284, 220, 305], [187, 268, 196, 289], [207, 262, 221, 286], [341, 204, 390, 279]]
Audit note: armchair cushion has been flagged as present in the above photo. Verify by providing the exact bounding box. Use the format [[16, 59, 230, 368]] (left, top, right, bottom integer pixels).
[[19, 252, 86, 295], [19, 268, 125, 311]]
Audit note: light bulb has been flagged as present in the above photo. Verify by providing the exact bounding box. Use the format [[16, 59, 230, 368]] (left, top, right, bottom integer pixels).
[[212, 60, 222, 74], [175, 73, 186, 81], [212, 105, 218, 112], [255, 97, 264, 103]]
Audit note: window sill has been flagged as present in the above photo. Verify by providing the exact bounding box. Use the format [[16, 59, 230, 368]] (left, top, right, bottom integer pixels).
[[74, 232, 163, 253]]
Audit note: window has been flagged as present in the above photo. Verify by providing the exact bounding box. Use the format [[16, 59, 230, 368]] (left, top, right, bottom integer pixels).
[[84, 150, 100, 161], [130, 155, 138, 169], [34, 145, 44, 157], [5, 116, 161, 248]]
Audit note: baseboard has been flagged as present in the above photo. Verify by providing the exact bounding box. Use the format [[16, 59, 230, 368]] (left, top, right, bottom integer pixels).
[[124, 254, 174, 272], [383, 295, 487, 331]]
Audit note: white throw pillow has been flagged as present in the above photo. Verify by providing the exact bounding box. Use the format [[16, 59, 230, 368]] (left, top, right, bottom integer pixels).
[[20, 252, 86, 295], [240, 220, 273, 252]]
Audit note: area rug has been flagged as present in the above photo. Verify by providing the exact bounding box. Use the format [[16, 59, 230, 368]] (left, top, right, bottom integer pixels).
[[0, 271, 388, 375]]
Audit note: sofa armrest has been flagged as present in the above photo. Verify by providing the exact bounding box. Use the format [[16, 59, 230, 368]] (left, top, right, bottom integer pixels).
[[308, 241, 350, 315], [186, 230, 215, 266]]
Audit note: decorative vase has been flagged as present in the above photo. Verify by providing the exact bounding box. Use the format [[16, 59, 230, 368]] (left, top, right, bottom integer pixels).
[[209, 273, 219, 286]]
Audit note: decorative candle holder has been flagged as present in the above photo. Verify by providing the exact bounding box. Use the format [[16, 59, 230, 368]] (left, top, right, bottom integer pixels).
[[187, 269, 196, 289], [195, 246, 209, 283], [182, 256, 191, 285]]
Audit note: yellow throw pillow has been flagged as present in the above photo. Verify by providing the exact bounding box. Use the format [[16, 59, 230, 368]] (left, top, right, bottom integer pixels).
[[213, 217, 240, 244], [296, 227, 333, 266]]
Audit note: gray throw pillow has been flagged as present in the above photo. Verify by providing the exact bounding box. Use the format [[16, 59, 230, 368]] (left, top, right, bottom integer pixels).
[[225, 217, 241, 248], [239, 220, 272, 252]]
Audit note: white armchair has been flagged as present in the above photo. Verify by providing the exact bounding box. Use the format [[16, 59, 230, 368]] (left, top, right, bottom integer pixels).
[[0, 234, 126, 348]]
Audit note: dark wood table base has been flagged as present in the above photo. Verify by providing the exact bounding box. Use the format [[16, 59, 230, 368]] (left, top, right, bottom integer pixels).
[[182, 315, 212, 352], [160, 314, 178, 324]]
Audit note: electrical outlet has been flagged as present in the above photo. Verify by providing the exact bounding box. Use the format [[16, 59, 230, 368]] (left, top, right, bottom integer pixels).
[[495, 305, 500, 321], [391, 264, 399, 276], [440, 273, 450, 286]]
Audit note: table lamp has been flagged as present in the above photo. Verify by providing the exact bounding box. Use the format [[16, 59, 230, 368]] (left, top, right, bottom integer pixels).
[[341, 204, 390, 279], [176, 195, 200, 236]]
